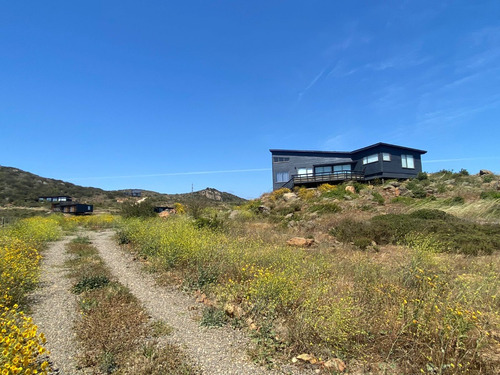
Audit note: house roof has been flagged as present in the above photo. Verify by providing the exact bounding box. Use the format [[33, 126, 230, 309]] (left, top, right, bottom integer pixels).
[[270, 142, 427, 155]]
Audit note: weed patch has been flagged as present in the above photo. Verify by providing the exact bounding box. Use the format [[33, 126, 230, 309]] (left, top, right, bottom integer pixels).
[[331, 209, 500, 255]]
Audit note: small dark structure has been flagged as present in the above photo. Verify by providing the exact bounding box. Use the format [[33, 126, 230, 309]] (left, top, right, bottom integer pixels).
[[154, 206, 175, 214], [125, 189, 142, 197], [52, 202, 93, 215], [38, 195, 72, 202], [271, 142, 427, 190]]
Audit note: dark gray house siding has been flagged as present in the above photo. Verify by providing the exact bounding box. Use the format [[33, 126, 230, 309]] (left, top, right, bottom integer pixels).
[[270, 143, 426, 190]]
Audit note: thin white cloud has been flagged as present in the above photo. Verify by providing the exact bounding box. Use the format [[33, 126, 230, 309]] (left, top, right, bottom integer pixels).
[[298, 62, 338, 101], [66, 168, 271, 181]]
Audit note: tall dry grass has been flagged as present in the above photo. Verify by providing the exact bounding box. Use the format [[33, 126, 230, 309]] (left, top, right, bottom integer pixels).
[[118, 216, 500, 373]]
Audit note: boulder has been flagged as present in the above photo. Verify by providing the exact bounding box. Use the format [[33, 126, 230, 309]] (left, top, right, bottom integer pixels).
[[159, 210, 171, 218], [257, 205, 270, 214], [324, 358, 346, 372], [480, 169, 494, 175], [345, 185, 356, 194], [283, 192, 298, 202], [286, 237, 315, 247]]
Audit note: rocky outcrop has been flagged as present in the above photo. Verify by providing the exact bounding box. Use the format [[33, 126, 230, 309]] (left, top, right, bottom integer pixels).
[[480, 169, 494, 176], [199, 188, 222, 201]]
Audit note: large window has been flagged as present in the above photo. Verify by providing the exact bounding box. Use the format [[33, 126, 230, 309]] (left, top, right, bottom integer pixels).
[[334, 164, 351, 172], [315, 166, 332, 175], [297, 168, 312, 176], [276, 172, 290, 183], [363, 154, 379, 165], [401, 154, 415, 169], [382, 153, 391, 161]]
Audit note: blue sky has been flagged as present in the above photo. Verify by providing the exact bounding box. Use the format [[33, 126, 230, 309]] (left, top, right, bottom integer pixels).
[[1, 1, 499, 199]]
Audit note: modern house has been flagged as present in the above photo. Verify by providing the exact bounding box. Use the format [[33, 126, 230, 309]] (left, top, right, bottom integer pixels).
[[125, 189, 142, 197], [270, 142, 426, 190], [52, 201, 93, 215]]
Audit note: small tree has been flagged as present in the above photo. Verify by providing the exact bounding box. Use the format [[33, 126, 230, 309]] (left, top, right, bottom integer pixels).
[[120, 200, 156, 218]]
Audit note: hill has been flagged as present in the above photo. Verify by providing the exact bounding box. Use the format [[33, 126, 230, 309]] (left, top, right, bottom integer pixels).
[[0, 165, 246, 209]]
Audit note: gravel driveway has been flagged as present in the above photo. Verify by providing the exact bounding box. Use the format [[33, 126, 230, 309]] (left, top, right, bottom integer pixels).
[[30, 236, 85, 375], [30, 230, 314, 375], [89, 230, 312, 375]]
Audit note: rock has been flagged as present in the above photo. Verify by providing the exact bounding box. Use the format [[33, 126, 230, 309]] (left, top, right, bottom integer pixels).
[[258, 205, 270, 214], [345, 185, 356, 194], [283, 192, 298, 202], [344, 195, 353, 200], [286, 237, 315, 247], [229, 210, 240, 220], [199, 188, 222, 201], [296, 353, 318, 364], [159, 210, 171, 218], [224, 303, 243, 318], [390, 181, 401, 187], [398, 187, 413, 197], [285, 213, 294, 219], [383, 185, 395, 191], [324, 358, 346, 372], [394, 187, 400, 197], [195, 290, 214, 307], [480, 169, 494, 175]]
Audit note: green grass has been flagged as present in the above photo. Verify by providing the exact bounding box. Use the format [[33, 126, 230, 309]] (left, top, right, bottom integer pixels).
[[331, 209, 500, 255]]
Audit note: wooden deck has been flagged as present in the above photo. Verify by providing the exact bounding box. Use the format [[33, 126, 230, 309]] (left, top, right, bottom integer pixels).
[[281, 171, 365, 189]]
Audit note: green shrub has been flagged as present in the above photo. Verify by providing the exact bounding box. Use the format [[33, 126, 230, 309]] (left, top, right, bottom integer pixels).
[[308, 203, 342, 214], [406, 180, 427, 198], [416, 172, 428, 181], [194, 214, 225, 231], [353, 237, 373, 250], [482, 174, 494, 183], [72, 276, 110, 294], [200, 306, 227, 327], [120, 201, 156, 218], [372, 192, 385, 205], [480, 191, 500, 200], [331, 210, 500, 255], [408, 209, 455, 221], [71, 236, 91, 244]]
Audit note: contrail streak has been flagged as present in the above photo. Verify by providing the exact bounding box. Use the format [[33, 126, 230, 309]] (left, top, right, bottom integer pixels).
[[66, 168, 271, 180]]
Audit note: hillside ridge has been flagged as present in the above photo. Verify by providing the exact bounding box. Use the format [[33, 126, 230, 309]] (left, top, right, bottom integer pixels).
[[0, 165, 246, 207]]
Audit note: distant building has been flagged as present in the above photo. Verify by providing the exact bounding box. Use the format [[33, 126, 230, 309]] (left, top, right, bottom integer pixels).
[[153, 206, 175, 214], [270, 142, 427, 190], [38, 195, 72, 202], [125, 189, 142, 197], [52, 202, 93, 215]]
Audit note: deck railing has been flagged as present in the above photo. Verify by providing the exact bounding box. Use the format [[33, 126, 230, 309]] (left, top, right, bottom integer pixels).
[[292, 171, 365, 185]]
